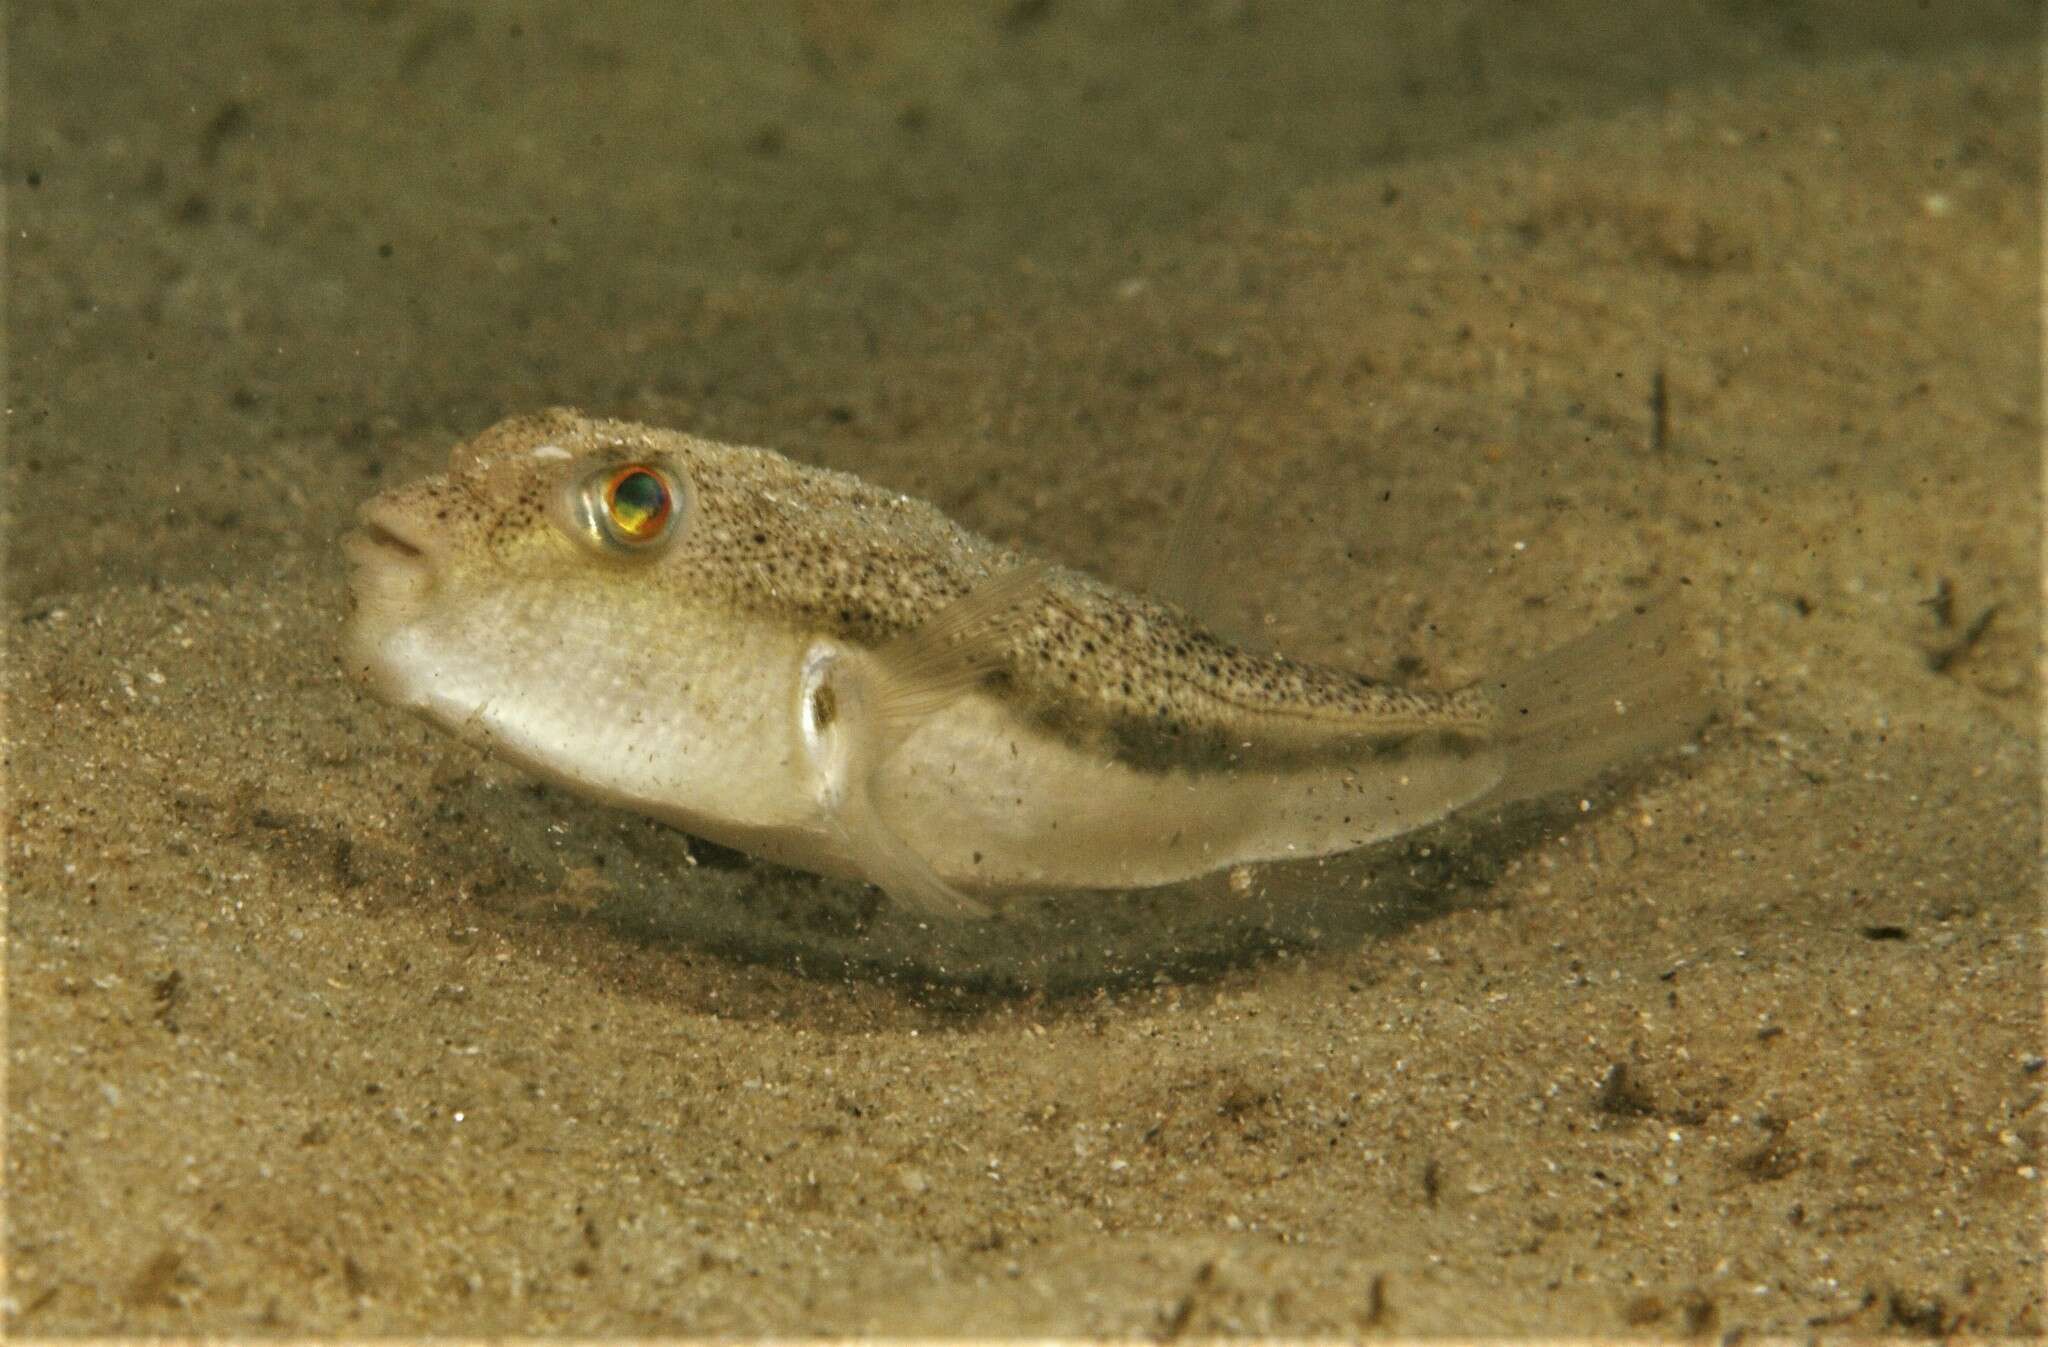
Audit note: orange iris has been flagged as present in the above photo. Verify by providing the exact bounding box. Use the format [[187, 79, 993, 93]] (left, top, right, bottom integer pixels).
[[604, 466, 672, 543]]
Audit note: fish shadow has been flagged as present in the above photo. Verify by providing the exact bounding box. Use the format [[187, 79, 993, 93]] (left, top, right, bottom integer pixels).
[[444, 778, 1638, 1003], [407, 749, 1671, 1003]]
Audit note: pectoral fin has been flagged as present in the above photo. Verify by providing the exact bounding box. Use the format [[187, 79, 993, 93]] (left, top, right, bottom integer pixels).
[[858, 561, 1053, 746], [801, 562, 1053, 921], [827, 781, 992, 921]]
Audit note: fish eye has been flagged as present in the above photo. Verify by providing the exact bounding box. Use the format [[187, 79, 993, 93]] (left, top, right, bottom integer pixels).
[[596, 464, 675, 547]]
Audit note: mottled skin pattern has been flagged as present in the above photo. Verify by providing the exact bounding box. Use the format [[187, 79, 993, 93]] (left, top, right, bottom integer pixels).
[[414, 409, 1499, 775]]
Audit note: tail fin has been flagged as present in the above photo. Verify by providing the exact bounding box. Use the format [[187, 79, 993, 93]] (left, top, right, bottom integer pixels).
[[1479, 592, 1711, 806]]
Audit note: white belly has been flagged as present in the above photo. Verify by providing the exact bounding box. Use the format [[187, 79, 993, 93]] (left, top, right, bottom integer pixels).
[[874, 693, 1507, 892]]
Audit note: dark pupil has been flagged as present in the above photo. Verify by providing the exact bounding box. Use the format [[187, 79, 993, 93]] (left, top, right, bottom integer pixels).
[[614, 471, 666, 520]]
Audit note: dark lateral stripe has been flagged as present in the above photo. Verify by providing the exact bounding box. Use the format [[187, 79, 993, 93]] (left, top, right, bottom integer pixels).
[[1059, 707, 1493, 776]]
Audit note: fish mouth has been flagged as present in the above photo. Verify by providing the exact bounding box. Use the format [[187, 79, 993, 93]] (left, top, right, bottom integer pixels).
[[353, 520, 425, 561], [342, 504, 437, 646], [343, 505, 434, 570]]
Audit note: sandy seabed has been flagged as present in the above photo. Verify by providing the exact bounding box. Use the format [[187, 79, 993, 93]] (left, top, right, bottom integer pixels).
[[5, 3, 2041, 1336]]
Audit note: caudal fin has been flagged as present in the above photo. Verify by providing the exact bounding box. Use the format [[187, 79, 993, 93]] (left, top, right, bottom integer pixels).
[[1480, 592, 1711, 807]]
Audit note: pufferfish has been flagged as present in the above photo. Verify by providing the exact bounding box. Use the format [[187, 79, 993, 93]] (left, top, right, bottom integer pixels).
[[342, 410, 1706, 919]]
